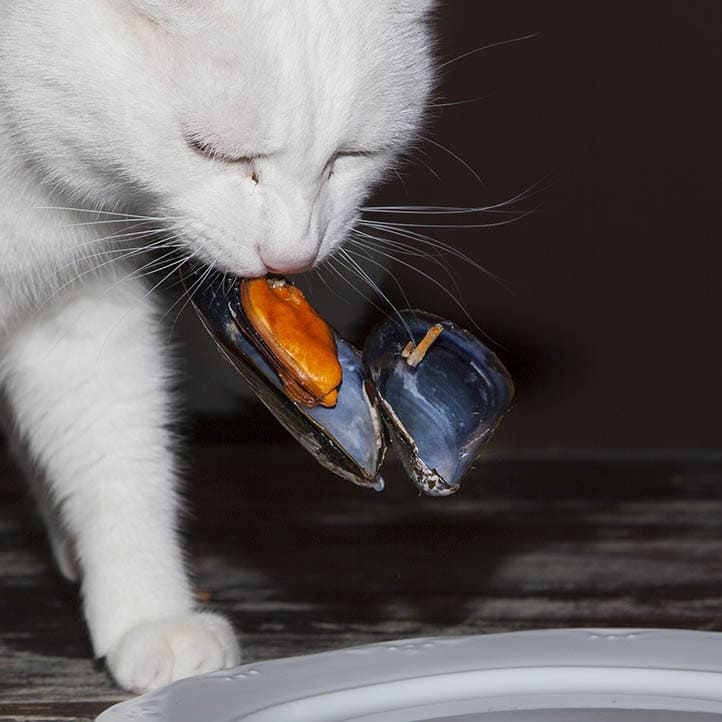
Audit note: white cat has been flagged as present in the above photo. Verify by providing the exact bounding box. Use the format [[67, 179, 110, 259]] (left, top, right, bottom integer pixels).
[[0, 0, 435, 693]]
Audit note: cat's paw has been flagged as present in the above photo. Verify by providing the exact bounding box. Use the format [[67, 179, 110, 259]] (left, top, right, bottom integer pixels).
[[105, 612, 240, 693]]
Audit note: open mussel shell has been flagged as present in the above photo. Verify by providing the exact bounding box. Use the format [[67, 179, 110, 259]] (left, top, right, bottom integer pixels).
[[363, 310, 514, 496], [181, 264, 385, 490]]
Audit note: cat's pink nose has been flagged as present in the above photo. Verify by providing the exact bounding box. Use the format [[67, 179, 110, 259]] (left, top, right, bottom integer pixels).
[[265, 262, 312, 275], [260, 248, 318, 275]]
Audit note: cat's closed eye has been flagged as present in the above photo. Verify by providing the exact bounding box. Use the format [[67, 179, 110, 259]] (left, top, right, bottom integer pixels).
[[327, 149, 379, 178], [186, 134, 261, 166]]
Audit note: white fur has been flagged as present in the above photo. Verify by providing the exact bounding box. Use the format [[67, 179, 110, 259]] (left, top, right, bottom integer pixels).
[[0, 0, 434, 692]]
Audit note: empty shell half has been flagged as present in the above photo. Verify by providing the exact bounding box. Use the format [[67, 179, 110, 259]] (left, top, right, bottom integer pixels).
[[363, 311, 514, 496]]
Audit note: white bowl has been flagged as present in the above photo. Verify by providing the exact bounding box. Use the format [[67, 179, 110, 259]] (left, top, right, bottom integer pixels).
[[96, 628, 722, 721]]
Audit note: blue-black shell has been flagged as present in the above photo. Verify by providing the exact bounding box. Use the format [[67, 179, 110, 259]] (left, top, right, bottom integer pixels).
[[363, 311, 514, 495], [181, 264, 386, 490]]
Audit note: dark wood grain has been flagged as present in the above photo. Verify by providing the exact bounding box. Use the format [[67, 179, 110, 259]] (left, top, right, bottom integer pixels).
[[2, 441, 722, 721]]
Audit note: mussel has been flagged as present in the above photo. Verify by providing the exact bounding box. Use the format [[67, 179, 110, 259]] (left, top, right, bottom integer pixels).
[[183, 265, 514, 496], [238, 277, 342, 408], [363, 311, 514, 496], [181, 265, 385, 490]]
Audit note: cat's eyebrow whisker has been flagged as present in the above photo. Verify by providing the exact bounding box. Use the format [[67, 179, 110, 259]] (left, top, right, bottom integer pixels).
[[403, 147, 443, 182], [432, 93, 498, 109], [418, 135, 484, 186], [439, 32, 540, 70]]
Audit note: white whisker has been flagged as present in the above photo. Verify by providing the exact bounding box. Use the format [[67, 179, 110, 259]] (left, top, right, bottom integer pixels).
[[325, 254, 393, 321], [96, 254, 193, 361], [439, 32, 539, 70], [337, 248, 413, 341], [346, 240, 485, 335], [359, 206, 537, 230], [35, 205, 179, 222], [419, 135, 483, 185], [357, 220, 513, 288], [163, 258, 214, 340]]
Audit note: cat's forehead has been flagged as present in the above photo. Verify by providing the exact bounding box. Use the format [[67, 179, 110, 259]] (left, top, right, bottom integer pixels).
[[155, 1, 433, 163]]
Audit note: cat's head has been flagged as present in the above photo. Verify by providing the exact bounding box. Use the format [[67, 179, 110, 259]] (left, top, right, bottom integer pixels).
[[4, 0, 435, 276]]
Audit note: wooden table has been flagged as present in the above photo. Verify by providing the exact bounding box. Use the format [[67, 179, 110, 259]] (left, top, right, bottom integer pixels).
[[2, 439, 722, 721]]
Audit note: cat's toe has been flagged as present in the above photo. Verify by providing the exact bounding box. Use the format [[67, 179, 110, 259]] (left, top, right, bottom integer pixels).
[[106, 612, 240, 693]]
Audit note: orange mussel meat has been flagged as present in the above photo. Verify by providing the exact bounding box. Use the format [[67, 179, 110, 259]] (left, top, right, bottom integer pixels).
[[240, 277, 342, 408]]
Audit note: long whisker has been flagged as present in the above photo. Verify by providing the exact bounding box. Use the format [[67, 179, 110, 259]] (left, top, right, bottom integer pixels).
[[346, 239, 487, 337], [419, 136, 483, 185], [362, 176, 551, 217], [357, 220, 514, 288], [51, 234, 185, 306], [50, 236, 182, 297], [96, 254, 193, 361], [55, 247, 164, 276], [67, 226, 171, 252], [439, 32, 539, 70], [326, 254, 397, 321], [352, 229, 445, 265], [359, 205, 538, 230], [344, 242, 414, 312], [164, 257, 216, 340], [108, 244, 185, 291], [59, 217, 173, 229], [55, 236, 179, 274], [313, 264, 353, 306], [35, 205, 179, 222], [350, 230, 463, 295], [432, 92, 499, 109], [361, 175, 549, 215], [362, 206, 523, 215], [336, 248, 413, 341]]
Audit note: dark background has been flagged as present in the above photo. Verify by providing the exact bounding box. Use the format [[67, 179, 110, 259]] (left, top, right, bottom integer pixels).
[[293, 0, 721, 454]]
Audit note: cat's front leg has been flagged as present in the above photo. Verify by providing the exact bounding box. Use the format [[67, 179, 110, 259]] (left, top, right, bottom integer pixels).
[[0, 273, 240, 692]]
